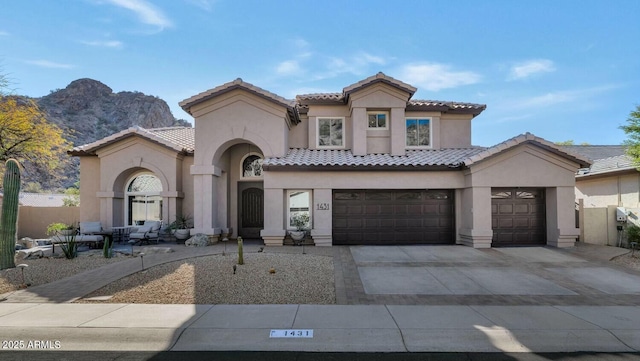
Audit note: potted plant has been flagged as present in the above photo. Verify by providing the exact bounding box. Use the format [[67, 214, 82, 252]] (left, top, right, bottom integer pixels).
[[290, 213, 310, 243], [168, 214, 193, 241], [46, 222, 75, 237]]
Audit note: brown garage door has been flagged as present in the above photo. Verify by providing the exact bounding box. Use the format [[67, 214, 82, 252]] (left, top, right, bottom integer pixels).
[[491, 188, 546, 246], [332, 189, 455, 245]]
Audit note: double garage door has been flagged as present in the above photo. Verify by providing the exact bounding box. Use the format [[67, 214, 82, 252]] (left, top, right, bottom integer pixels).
[[332, 189, 455, 245]]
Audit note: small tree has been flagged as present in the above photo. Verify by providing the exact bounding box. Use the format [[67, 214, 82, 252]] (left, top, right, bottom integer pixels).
[[62, 181, 80, 207], [620, 105, 640, 165]]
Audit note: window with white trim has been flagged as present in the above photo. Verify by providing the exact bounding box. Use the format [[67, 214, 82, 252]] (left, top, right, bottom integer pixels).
[[317, 117, 344, 148], [367, 111, 388, 129], [287, 190, 312, 230], [405, 117, 431, 147]]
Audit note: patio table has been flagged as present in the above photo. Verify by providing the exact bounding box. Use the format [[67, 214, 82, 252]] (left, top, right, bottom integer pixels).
[[111, 226, 133, 244]]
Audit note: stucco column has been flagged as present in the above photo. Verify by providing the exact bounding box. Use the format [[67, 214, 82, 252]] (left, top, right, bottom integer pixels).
[[390, 107, 406, 156], [260, 187, 285, 246], [191, 165, 222, 236], [310, 188, 332, 246], [459, 186, 493, 248], [96, 191, 123, 228], [546, 186, 579, 248], [352, 107, 367, 156]]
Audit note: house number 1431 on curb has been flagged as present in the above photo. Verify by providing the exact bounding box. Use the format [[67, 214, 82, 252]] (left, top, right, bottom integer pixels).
[[270, 329, 314, 338], [316, 203, 329, 210]]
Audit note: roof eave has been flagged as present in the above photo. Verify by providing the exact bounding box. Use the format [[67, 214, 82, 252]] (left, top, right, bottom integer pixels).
[[262, 164, 462, 172]]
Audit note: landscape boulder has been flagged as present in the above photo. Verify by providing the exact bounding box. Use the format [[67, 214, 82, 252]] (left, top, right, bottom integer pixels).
[[185, 233, 209, 247]]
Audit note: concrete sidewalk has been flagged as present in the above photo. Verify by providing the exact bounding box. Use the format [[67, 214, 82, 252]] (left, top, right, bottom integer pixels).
[[0, 303, 639, 353]]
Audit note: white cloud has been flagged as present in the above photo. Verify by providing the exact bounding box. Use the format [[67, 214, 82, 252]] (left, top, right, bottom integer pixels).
[[105, 0, 172, 29], [311, 52, 388, 80], [397, 63, 481, 91], [508, 59, 555, 80], [81, 40, 123, 48], [25, 60, 75, 69], [0, 31, 8, 36], [494, 84, 620, 113], [276, 60, 302, 76], [185, 0, 216, 11]]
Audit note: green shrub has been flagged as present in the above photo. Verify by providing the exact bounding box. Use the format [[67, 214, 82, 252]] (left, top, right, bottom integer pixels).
[[626, 224, 640, 245]]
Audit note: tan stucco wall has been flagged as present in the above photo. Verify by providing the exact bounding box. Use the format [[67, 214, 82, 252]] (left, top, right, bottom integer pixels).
[[289, 114, 309, 149], [576, 172, 640, 208], [439, 115, 472, 148], [18, 206, 79, 239], [191, 90, 290, 162], [78, 156, 101, 222]]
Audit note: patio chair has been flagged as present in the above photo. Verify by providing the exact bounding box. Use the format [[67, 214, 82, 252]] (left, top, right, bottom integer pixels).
[[128, 220, 162, 245]]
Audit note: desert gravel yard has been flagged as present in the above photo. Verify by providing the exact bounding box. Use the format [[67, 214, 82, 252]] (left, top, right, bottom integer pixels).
[[77, 252, 336, 304]]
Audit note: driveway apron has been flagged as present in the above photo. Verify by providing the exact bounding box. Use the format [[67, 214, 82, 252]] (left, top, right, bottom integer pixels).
[[333, 243, 640, 305]]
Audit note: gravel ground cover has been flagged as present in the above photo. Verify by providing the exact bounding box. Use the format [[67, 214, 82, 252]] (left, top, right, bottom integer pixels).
[[611, 251, 640, 271], [78, 252, 335, 304], [0, 249, 128, 295]]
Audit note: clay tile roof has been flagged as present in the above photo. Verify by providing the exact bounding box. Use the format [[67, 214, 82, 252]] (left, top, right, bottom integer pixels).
[[263, 147, 487, 170], [69, 126, 194, 156], [343, 72, 417, 97], [407, 100, 486, 116], [462, 132, 592, 168], [561, 145, 636, 177], [296, 93, 343, 101], [179, 78, 297, 116], [147, 127, 195, 152]]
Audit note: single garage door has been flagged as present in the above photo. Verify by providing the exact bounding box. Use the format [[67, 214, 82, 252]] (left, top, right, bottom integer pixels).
[[491, 188, 546, 246], [332, 189, 455, 245]]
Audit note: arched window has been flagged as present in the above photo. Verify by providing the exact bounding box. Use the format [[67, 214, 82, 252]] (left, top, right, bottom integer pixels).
[[241, 153, 263, 178], [125, 174, 162, 225]]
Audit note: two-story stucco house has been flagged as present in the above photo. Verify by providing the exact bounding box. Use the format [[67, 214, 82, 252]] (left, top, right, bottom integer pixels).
[[70, 73, 590, 248]]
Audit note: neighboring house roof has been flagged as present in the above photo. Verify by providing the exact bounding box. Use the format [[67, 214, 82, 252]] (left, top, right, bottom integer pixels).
[[462, 133, 592, 168], [264, 133, 592, 170], [69, 126, 195, 156], [179, 78, 300, 123], [0, 192, 66, 207], [560, 145, 636, 178]]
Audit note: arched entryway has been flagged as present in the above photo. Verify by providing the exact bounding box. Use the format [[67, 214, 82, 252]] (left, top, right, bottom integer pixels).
[[125, 173, 163, 226]]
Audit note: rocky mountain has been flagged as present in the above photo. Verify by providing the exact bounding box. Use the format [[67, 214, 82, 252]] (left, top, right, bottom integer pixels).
[[38, 78, 190, 148], [29, 78, 191, 190]]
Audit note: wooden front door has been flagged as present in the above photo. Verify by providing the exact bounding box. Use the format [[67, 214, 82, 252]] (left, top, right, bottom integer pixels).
[[238, 182, 264, 239]]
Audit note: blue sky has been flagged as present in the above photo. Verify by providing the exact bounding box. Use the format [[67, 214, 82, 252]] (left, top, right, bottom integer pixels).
[[1, 0, 638, 146]]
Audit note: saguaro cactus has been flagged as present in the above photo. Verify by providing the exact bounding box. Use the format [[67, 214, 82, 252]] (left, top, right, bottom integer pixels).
[[0, 159, 21, 270]]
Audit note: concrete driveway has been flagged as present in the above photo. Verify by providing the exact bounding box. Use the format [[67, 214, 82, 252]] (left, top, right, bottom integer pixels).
[[333, 243, 640, 305]]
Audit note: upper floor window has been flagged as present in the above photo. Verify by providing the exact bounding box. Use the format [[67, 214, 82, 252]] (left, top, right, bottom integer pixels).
[[367, 111, 388, 129], [317, 117, 344, 148], [406, 118, 431, 147], [241, 153, 263, 178]]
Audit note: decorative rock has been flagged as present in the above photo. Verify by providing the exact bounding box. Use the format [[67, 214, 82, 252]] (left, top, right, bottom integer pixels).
[[16, 249, 43, 260], [185, 233, 210, 247], [18, 237, 35, 249]]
